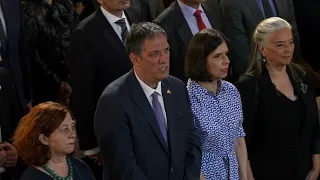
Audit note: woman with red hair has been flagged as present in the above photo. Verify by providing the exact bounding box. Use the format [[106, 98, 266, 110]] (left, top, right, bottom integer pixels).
[[13, 102, 95, 180]]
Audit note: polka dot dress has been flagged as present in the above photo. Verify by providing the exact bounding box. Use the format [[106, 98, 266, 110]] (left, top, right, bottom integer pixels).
[[187, 79, 245, 180]]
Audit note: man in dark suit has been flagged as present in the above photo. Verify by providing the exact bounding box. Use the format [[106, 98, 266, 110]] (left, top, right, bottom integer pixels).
[[221, 0, 302, 80], [94, 22, 201, 180], [68, 0, 133, 178], [128, 0, 165, 22], [153, 0, 221, 82], [0, 0, 28, 179], [0, 68, 19, 180]]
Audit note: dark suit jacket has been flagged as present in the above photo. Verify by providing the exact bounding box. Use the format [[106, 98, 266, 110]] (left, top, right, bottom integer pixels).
[[128, 0, 165, 22], [68, 9, 133, 150], [293, 0, 320, 71], [94, 70, 202, 180], [221, 0, 300, 79], [236, 67, 320, 180], [0, 0, 25, 114], [153, 0, 221, 82], [0, 68, 15, 142]]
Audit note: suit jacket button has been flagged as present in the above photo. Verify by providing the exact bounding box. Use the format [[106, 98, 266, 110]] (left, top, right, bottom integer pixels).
[[170, 168, 174, 172]]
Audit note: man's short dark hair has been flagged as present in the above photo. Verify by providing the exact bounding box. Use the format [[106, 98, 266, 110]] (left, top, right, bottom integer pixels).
[[126, 22, 166, 56], [184, 29, 229, 82]]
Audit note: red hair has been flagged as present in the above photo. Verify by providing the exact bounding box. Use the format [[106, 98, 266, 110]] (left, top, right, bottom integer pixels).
[[13, 102, 71, 166]]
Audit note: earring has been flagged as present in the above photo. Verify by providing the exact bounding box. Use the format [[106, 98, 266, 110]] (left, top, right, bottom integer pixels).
[[262, 57, 266, 62]]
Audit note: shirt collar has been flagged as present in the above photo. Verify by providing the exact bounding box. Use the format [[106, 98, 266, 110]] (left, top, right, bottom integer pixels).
[[177, 0, 204, 18], [187, 79, 226, 96], [134, 71, 162, 97], [100, 6, 127, 24]]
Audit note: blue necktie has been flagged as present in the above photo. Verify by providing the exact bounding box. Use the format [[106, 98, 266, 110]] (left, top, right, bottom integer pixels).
[[262, 0, 274, 18], [151, 92, 168, 145], [115, 19, 128, 44]]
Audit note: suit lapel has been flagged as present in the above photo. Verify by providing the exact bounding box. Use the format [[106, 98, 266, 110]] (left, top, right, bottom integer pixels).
[[171, 2, 193, 49], [2, 0, 17, 59], [273, 0, 287, 18], [148, 0, 157, 20], [127, 71, 169, 154], [161, 80, 183, 158], [289, 75, 310, 137], [202, 1, 221, 30], [246, 0, 265, 23], [96, 10, 128, 63]]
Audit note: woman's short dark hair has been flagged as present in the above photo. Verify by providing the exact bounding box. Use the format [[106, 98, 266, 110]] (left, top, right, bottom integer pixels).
[[185, 29, 229, 82], [13, 102, 71, 166]]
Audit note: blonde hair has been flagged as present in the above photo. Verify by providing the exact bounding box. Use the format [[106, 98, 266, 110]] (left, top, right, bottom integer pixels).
[[242, 17, 305, 81]]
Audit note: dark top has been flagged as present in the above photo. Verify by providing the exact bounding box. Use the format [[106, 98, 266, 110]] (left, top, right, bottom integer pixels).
[[19, 158, 96, 180], [20, 0, 79, 104], [277, 90, 304, 133], [236, 67, 320, 180]]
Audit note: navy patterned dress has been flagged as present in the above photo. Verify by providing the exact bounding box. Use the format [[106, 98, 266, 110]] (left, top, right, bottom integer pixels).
[[187, 79, 245, 180]]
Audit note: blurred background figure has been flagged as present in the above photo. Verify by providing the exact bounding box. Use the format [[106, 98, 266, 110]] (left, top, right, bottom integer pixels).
[[154, 0, 221, 82], [0, 0, 29, 178], [185, 29, 248, 180], [73, 0, 94, 20], [68, 0, 134, 178], [236, 17, 320, 180], [0, 68, 18, 180], [20, 0, 79, 106], [293, 0, 320, 74], [220, 0, 303, 82], [13, 102, 96, 180], [127, 0, 165, 22]]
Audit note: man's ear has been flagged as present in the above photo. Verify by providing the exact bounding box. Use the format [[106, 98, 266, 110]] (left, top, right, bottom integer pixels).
[[96, 0, 103, 5], [130, 53, 141, 67]]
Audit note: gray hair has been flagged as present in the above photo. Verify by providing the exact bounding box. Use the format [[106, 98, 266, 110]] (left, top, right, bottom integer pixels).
[[126, 22, 167, 56], [243, 17, 304, 81]]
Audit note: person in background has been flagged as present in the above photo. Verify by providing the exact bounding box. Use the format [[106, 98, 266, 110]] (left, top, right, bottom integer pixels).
[[94, 22, 202, 180], [74, 0, 93, 20], [0, 68, 19, 180], [0, 0, 29, 178], [220, 0, 309, 82], [293, 0, 320, 96], [68, 0, 134, 178], [153, 0, 221, 82], [185, 29, 248, 180], [127, 0, 165, 23], [236, 17, 320, 180], [13, 102, 96, 180], [20, 0, 78, 106]]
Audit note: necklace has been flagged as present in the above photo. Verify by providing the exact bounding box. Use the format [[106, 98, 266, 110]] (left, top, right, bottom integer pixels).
[[43, 157, 73, 180], [270, 74, 285, 83]]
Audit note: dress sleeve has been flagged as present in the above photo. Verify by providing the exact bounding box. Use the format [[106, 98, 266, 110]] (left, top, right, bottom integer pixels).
[[235, 86, 246, 138]]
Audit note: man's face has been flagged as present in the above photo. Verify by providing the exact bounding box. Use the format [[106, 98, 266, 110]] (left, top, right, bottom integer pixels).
[[97, 0, 130, 13], [133, 33, 170, 87]]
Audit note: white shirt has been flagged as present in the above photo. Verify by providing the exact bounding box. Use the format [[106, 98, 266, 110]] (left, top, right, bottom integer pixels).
[[0, 3, 7, 38], [100, 6, 130, 42], [177, 0, 212, 35], [135, 72, 168, 126]]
